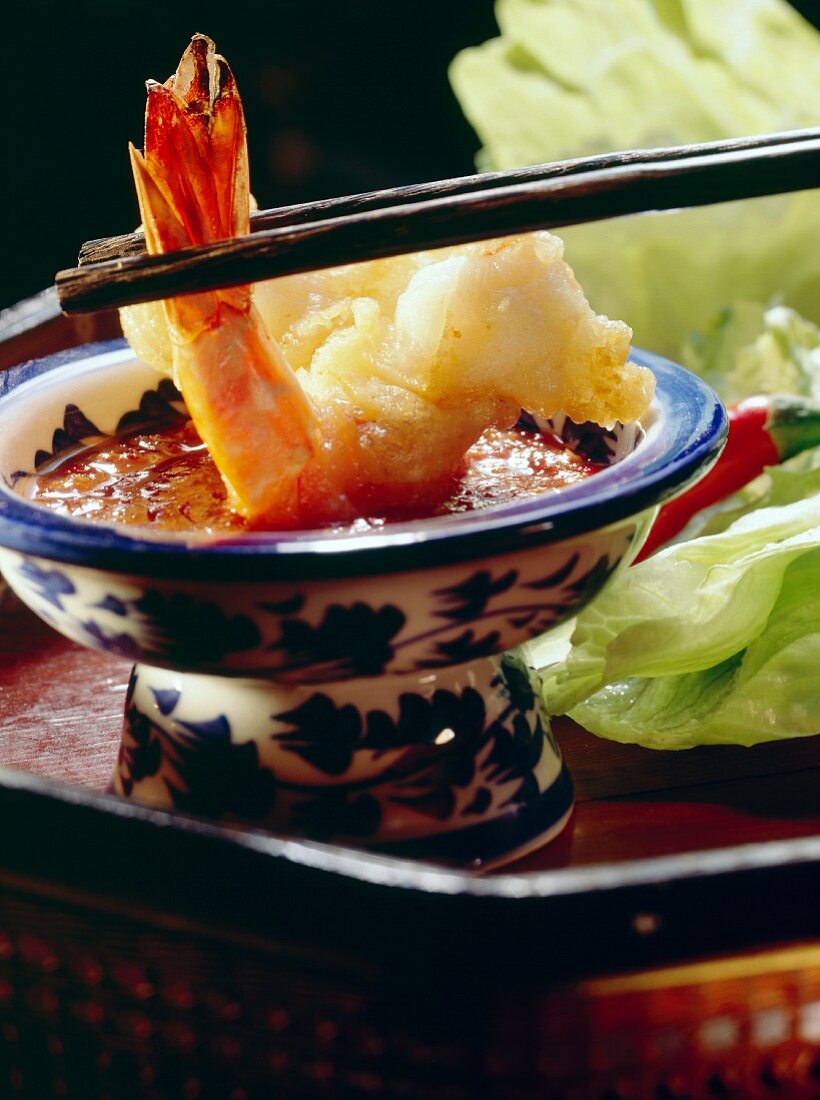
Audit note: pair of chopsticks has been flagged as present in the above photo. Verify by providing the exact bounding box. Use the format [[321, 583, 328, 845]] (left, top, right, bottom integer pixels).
[[56, 128, 820, 314]]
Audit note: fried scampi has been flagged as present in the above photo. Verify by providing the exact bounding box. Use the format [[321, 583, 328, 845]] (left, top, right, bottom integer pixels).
[[121, 35, 654, 529]]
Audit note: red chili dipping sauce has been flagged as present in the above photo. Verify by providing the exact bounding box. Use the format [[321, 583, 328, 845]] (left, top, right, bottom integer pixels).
[[26, 421, 599, 533]]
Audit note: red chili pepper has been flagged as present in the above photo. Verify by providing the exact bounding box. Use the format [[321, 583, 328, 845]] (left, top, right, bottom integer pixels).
[[636, 394, 820, 561]]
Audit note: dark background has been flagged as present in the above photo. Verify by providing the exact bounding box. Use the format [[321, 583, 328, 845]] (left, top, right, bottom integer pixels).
[[1, 0, 497, 311], [3, 0, 818, 313]]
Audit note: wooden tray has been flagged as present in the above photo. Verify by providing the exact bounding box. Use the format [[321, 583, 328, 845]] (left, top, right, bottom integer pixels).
[[2, 292, 819, 1098]]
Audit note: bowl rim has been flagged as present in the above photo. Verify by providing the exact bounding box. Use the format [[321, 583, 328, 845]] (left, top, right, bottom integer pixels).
[[0, 340, 727, 581]]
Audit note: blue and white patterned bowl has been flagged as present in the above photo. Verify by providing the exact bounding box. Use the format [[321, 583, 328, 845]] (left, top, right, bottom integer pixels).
[[0, 341, 726, 866]]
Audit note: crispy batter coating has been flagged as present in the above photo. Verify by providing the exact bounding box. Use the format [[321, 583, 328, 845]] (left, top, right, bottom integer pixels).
[[123, 231, 654, 507]]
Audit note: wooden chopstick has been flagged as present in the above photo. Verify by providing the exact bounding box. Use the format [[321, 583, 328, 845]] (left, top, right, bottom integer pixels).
[[57, 130, 820, 314], [76, 128, 820, 268]]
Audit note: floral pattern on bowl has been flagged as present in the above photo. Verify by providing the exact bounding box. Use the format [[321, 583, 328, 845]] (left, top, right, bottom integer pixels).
[[0, 341, 726, 864], [116, 652, 573, 865]]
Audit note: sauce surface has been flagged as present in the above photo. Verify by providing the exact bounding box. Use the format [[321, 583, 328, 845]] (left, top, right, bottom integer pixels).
[[26, 421, 599, 534]]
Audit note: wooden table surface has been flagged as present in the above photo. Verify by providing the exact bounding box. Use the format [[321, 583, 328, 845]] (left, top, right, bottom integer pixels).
[[1, 292, 818, 870], [2, 296, 820, 1098], [3, 580, 818, 875]]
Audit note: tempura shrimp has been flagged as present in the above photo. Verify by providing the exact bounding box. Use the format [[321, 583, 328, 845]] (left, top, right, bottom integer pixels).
[[122, 35, 655, 529]]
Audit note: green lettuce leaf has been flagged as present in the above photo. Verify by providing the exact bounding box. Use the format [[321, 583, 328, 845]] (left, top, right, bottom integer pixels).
[[688, 445, 820, 539], [683, 303, 820, 405], [450, 0, 820, 358], [536, 495, 820, 747], [526, 291, 820, 747], [667, 303, 820, 542], [452, 0, 820, 746]]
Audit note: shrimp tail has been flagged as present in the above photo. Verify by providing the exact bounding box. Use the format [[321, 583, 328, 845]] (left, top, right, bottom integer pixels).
[[129, 34, 320, 524]]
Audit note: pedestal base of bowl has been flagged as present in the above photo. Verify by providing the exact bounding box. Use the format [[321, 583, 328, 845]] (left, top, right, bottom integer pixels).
[[112, 652, 573, 869]]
